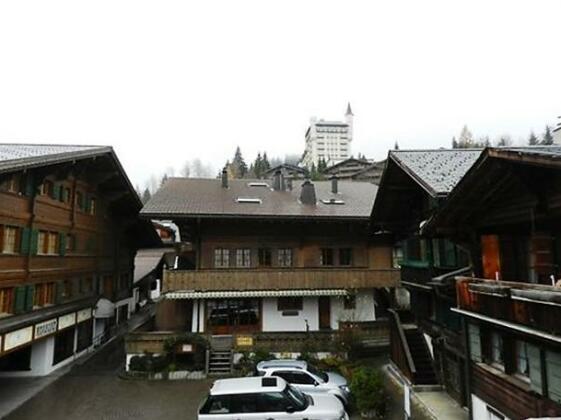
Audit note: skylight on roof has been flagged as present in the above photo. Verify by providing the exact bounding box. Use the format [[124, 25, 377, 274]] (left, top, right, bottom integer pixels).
[[321, 199, 345, 205], [247, 182, 269, 187], [236, 197, 262, 204]]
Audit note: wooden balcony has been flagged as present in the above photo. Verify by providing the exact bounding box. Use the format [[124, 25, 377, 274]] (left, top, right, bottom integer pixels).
[[162, 267, 400, 292]]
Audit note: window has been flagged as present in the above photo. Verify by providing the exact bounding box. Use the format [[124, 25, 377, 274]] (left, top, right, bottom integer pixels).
[[214, 248, 230, 268], [0, 288, 13, 315], [1, 226, 20, 254], [487, 406, 505, 420], [277, 297, 303, 311], [515, 340, 530, 378], [258, 248, 272, 267], [62, 187, 72, 203], [320, 248, 334, 266], [344, 294, 356, 310], [278, 248, 293, 267], [490, 332, 504, 369], [289, 371, 317, 385], [546, 351, 561, 403], [41, 180, 55, 197], [89, 198, 96, 215], [34, 283, 55, 307], [38, 231, 59, 255], [0, 174, 21, 193], [62, 280, 72, 300], [236, 249, 251, 268], [339, 248, 352, 266]]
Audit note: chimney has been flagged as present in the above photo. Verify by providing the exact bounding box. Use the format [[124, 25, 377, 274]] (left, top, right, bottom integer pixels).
[[221, 168, 228, 188], [273, 169, 282, 191], [330, 175, 338, 194], [300, 179, 316, 205], [287, 178, 293, 191]]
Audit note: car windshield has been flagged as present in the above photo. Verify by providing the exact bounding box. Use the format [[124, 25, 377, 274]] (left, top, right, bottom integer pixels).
[[284, 384, 308, 410], [307, 364, 328, 383]]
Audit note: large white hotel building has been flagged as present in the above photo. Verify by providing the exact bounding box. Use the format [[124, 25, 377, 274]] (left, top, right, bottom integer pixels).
[[301, 103, 354, 169]]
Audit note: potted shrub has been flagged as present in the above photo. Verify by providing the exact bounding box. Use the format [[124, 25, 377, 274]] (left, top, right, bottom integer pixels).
[[350, 367, 387, 419]]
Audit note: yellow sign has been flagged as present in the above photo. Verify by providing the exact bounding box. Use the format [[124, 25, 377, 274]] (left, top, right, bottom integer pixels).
[[236, 336, 254, 347]]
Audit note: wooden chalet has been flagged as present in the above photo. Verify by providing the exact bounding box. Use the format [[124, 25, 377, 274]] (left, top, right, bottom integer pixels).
[[371, 149, 482, 406], [0, 144, 159, 376], [138, 169, 399, 367], [425, 146, 561, 419]]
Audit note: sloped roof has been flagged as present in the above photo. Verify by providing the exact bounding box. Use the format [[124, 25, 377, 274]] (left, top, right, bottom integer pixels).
[[390, 149, 483, 196], [324, 157, 372, 173], [134, 248, 175, 283], [0, 144, 112, 174], [141, 178, 377, 220]]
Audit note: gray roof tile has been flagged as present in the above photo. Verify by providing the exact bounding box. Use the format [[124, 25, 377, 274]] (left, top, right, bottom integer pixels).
[[390, 149, 483, 195], [141, 178, 377, 220], [0, 143, 111, 173]]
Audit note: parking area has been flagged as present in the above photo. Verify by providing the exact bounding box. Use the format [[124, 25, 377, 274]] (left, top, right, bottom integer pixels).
[[2, 337, 411, 420]]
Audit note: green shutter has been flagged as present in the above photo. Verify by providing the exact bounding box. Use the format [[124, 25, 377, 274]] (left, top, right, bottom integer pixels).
[[468, 323, 482, 362], [84, 195, 91, 213], [55, 184, 63, 201], [30, 229, 39, 255], [24, 174, 35, 197], [528, 344, 543, 394], [546, 351, 561, 403], [20, 227, 31, 254], [25, 285, 35, 311], [13, 286, 27, 314], [59, 233, 66, 256]]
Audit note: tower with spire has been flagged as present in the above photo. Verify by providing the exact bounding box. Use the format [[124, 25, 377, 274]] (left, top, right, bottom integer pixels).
[[300, 103, 355, 169]]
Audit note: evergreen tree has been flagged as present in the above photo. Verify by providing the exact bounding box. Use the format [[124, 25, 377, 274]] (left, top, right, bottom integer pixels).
[[542, 125, 554, 145], [394, 141, 400, 150], [497, 135, 511, 147], [160, 174, 168, 187], [452, 136, 458, 149], [254, 153, 263, 178], [317, 158, 327, 174], [141, 188, 152, 204], [262, 152, 271, 174], [310, 163, 321, 181], [528, 131, 538, 145], [232, 146, 248, 178]]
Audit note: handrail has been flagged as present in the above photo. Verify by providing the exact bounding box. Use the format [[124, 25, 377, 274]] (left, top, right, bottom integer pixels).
[[387, 309, 416, 375]]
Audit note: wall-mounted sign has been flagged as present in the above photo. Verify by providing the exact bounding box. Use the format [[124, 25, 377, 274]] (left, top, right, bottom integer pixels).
[[181, 344, 193, 353], [236, 336, 253, 347], [4, 326, 33, 351], [35, 318, 58, 339], [77, 308, 92, 323], [58, 313, 76, 330]]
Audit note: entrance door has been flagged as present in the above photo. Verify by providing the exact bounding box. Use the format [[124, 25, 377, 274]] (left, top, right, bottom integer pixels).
[[318, 297, 331, 330]]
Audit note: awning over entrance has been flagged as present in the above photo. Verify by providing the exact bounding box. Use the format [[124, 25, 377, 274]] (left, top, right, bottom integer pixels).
[[164, 289, 348, 299]]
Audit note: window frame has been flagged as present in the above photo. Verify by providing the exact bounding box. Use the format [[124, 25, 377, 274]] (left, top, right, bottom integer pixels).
[[277, 297, 303, 312], [214, 248, 230, 268], [339, 248, 352, 266], [278, 248, 293, 267], [1, 225, 20, 254], [236, 248, 251, 268], [320, 248, 334, 266], [258, 248, 272, 267]]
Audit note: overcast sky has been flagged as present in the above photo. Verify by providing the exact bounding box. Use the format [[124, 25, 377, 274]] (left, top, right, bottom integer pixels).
[[0, 0, 560, 188]]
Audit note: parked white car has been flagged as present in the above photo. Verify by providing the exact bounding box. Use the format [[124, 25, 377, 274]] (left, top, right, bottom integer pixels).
[[255, 359, 351, 407], [198, 376, 349, 420]]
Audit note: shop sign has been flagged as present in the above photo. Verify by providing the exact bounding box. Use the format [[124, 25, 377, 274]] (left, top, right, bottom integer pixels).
[[58, 313, 76, 330], [35, 318, 58, 339], [4, 326, 33, 351], [236, 335, 253, 347], [77, 308, 92, 323]]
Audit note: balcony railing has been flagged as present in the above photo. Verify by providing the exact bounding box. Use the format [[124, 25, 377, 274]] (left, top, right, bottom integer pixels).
[[162, 267, 400, 292], [456, 277, 561, 336]]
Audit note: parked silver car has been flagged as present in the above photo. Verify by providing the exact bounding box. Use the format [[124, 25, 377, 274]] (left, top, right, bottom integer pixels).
[[255, 359, 351, 407], [198, 376, 349, 420]]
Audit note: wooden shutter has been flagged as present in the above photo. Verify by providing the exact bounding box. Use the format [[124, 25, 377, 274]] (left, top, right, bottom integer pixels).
[[20, 227, 30, 254], [468, 323, 482, 362], [13, 286, 27, 314], [59, 233, 66, 256], [30, 229, 39, 255], [24, 285, 35, 311], [481, 235, 501, 279], [546, 351, 561, 403], [527, 343, 543, 394]]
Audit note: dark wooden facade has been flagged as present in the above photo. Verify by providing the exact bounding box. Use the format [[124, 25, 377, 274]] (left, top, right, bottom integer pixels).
[[0, 148, 158, 359]]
